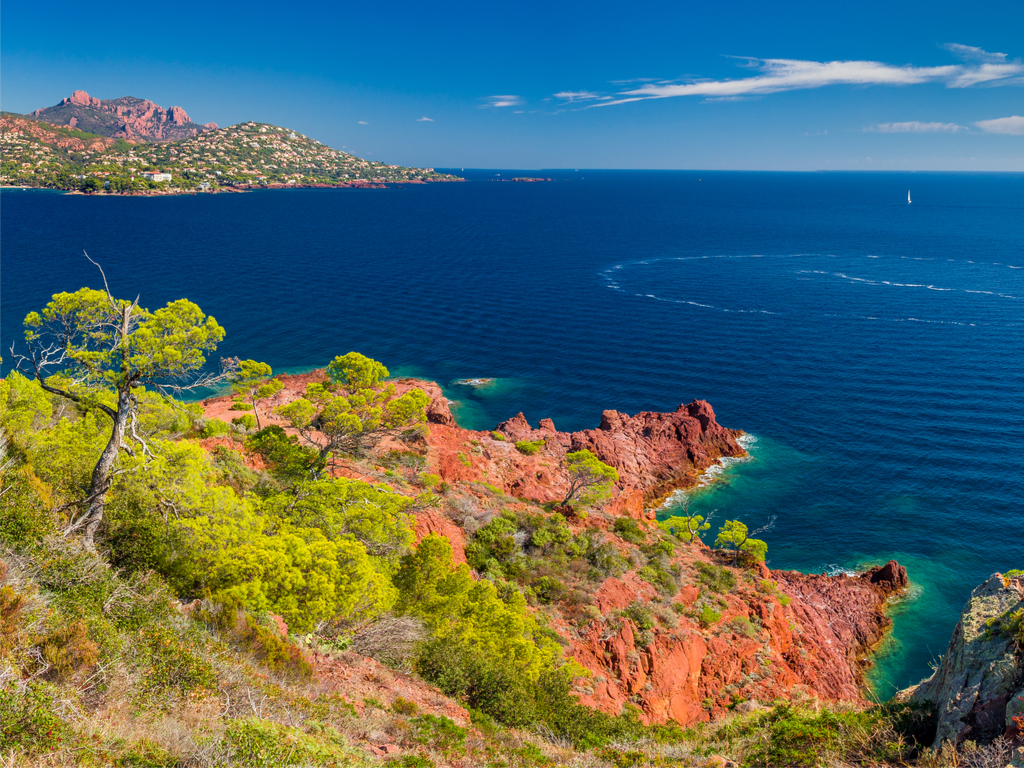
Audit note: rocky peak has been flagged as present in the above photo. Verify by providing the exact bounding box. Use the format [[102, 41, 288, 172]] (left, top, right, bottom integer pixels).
[[31, 90, 215, 143], [63, 89, 100, 108]]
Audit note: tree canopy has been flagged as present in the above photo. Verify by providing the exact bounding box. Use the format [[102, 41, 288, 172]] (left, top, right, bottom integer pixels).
[[276, 353, 430, 467], [13, 279, 227, 549], [561, 449, 619, 507]]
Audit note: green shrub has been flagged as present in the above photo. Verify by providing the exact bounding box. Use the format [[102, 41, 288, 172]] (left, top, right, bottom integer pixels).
[[533, 576, 565, 604], [0, 682, 70, 756], [613, 517, 645, 544], [515, 440, 545, 456], [1006, 569, 1024, 578], [730, 616, 758, 638], [380, 450, 427, 471], [739, 703, 921, 768], [115, 738, 179, 767], [638, 561, 678, 595], [231, 414, 257, 430], [695, 561, 736, 593], [223, 717, 355, 767], [491, 431, 506, 441], [622, 602, 655, 633], [137, 625, 216, 698], [698, 605, 722, 628], [411, 714, 467, 756], [457, 452, 471, 467], [391, 696, 419, 715], [388, 756, 435, 768], [229, 402, 253, 411], [201, 418, 232, 438]]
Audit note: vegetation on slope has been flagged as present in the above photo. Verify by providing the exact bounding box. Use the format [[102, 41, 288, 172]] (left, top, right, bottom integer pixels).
[[3, 279, 1003, 767]]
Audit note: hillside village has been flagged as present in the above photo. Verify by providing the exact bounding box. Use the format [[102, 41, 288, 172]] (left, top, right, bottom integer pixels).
[[0, 114, 460, 192]]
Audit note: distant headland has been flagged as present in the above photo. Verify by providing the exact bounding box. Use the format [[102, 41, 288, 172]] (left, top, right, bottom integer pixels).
[[0, 90, 461, 194]]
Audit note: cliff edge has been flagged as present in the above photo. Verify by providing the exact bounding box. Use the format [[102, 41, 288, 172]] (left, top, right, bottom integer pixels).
[[902, 572, 1024, 753]]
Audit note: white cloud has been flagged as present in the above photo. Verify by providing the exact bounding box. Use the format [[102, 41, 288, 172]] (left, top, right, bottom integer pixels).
[[975, 115, 1024, 134], [553, 91, 604, 103], [358, 121, 368, 125], [943, 43, 1008, 63], [572, 46, 1022, 107], [871, 121, 966, 133], [416, 116, 434, 122], [481, 95, 523, 108]]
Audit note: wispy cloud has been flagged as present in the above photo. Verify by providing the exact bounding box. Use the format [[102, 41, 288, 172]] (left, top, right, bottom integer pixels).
[[564, 46, 1022, 107], [358, 121, 368, 125], [975, 115, 1024, 134], [416, 116, 434, 122], [553, 91, 606, 103], [480, 95, 523, 108], [943, 43, 1008, 63], [870, 121, 966, 133]]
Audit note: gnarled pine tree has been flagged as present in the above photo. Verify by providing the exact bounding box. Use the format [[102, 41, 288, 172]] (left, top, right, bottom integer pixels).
[[12, 262, 227, 551]]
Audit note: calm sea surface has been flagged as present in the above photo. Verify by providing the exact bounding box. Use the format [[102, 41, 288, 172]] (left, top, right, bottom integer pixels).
[[3, 171, 1023, 694]]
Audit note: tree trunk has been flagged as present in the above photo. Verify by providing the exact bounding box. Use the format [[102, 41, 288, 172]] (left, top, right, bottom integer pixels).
[[81, 388, 130, 551]]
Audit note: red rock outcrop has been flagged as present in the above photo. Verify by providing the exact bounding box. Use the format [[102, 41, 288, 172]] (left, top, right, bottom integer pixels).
[[495, 401, 745, 502], [570, 557, 907, 725]]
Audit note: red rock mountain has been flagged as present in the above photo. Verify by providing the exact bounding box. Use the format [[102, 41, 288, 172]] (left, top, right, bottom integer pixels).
[[30, 90, 217, 142]]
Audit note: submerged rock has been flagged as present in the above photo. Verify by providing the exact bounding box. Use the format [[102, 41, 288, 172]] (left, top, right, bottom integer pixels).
[[902, 572, 1024, 749]]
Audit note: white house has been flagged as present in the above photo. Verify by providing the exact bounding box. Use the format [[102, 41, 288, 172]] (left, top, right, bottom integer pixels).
[[142, 171, 172, 182]]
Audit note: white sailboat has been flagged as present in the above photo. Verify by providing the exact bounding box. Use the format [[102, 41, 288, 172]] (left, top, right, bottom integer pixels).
[[908, 190, 912, 205]]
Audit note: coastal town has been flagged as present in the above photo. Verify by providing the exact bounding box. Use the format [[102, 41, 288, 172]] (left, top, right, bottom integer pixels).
[[0, 113, 460, 192]]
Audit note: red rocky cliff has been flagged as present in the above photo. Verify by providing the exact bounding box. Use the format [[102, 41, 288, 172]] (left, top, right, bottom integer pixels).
[[32, 90, 215, 142]]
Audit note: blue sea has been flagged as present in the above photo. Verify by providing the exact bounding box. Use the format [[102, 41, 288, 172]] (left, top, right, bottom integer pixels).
[[3, 171, 1023, 696]]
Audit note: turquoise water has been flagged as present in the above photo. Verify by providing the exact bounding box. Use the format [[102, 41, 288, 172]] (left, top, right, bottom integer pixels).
[[3, 170, 1023, 695]]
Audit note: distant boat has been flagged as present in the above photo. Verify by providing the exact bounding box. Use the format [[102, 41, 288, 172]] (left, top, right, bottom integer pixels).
[[908, 190, 912, 205]]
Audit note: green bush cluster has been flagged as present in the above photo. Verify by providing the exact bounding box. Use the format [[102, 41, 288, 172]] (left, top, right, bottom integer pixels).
[[695, 561, 737, 593], [515, 440, 545, 456]]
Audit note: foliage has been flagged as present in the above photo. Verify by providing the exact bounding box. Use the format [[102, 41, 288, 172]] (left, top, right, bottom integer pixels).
[[14, 285, 226, 547], [395, 535, 562, 682], [490, 431, 506, 441], [732, 703, 925, 767], [716, 520, 769, 563], [277, 356, 429, 465], [223, 717, 358, 767], [327, 351, 389, 389], [660, 513, 711, 543], [613, 517, 646, 544], [245, 425, 325, 481], [229, 359, 282, 430], [698, 605, 722, 628], [514, 440, 545, 456], [0, 682, 70, 756], [694, 561, 737, 593], [561, 450, 618, 506]]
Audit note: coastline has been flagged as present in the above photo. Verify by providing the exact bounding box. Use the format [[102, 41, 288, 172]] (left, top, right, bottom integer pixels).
[[0, 179, 464, 198]]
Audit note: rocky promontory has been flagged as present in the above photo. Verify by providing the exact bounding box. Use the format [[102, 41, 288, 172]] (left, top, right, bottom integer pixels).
[[199, 370, 908, 726]]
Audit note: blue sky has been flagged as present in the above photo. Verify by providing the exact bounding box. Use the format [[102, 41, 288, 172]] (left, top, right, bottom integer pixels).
[[2, 0, 1022, 170]]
